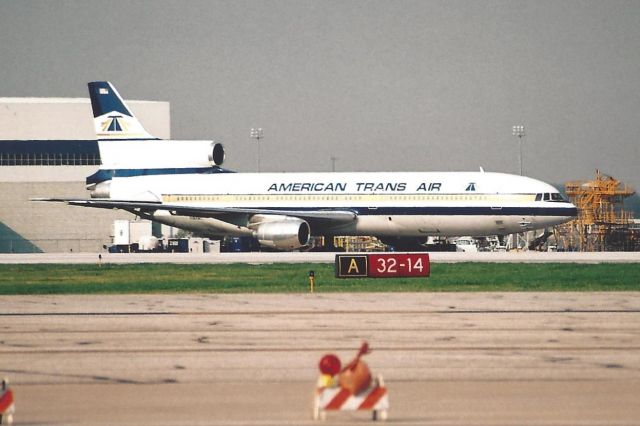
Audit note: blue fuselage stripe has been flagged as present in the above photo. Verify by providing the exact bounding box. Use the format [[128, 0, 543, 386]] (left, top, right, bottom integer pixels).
[[86, 167, 234, 185]]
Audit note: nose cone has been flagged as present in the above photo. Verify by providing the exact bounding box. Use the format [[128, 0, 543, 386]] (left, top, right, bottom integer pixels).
[[538, 202, 578, 228], [556, 203, 578, 226], [568, 203, 578, 218]]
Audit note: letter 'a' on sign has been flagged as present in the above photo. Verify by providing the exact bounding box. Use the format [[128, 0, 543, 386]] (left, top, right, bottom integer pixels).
[[348, 258, 360, 273], [335, 255, 368, 278]]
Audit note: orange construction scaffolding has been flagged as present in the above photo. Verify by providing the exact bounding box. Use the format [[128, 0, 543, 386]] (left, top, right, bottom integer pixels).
[[555, 170, 638, 251]]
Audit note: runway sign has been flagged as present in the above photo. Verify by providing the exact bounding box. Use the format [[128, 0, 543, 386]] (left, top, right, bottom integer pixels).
[[335, 253, 430, 278]]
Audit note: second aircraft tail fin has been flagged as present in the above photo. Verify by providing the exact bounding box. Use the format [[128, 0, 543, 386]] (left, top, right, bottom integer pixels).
[[87, 81, 158, 141]]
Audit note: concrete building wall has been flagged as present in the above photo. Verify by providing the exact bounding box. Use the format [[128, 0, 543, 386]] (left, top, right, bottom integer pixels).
[[0, 98, 170, 139], [0, 98, 170, 253], [0, 172, 138, 253]]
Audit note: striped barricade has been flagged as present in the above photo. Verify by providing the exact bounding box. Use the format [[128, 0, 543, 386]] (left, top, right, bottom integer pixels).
[[0, 378, 14, 425], [313, 375, 389, 421]]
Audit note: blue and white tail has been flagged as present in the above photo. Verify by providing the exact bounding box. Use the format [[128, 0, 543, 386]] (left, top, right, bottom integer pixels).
[[87, 81, 158, 141], [85, 81, 226, 188]]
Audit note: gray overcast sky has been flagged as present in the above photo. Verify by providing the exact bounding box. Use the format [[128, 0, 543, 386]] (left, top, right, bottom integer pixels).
[[1, 0, 639, 190]]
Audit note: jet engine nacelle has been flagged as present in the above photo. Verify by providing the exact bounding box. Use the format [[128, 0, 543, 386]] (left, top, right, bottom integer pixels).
[[98, 140, 225, 168], [254, 217, 310, 250]]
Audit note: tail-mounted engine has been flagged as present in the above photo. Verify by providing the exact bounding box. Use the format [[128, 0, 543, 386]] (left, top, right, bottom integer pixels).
[[98, 140, 225, 169]]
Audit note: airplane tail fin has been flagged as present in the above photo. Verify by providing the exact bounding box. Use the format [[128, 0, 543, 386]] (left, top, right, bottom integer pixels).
[[87, 81, 158, 141]]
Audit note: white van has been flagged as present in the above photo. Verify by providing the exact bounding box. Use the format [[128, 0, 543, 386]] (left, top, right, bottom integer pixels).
[[455, 237, 479, 252]]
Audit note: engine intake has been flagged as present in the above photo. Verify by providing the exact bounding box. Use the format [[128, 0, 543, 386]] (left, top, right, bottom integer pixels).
[[210, 142, 225, 166], [254, 217, 310, 250]]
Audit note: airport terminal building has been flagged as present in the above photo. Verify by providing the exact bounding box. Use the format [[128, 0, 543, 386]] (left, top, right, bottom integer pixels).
[[0, 97, 170, 252]]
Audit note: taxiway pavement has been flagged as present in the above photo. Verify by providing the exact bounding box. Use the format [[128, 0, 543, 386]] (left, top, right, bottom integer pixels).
[[1, 293, 639, 425]]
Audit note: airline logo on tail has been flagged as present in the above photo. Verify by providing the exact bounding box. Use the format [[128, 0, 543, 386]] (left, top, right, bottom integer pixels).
[[88, 81, 158, 141], [101, 115, 128, 132]]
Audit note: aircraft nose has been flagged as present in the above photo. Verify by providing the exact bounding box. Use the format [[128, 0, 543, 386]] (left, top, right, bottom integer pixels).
[[568, 203, 578, 218], [555, 203, 578, 226], [547, 203, 578, 227]]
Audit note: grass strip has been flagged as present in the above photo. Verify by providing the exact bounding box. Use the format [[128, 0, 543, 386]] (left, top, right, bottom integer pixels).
[[0, 263, 638, 295]]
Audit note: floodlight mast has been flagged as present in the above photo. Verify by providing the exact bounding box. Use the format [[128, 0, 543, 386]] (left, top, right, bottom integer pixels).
[[250, 127, 264, 172], [512, 125, 525, 176]]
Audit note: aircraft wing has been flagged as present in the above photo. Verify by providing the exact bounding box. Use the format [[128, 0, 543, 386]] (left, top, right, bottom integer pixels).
[[32, 198, 358, 223]]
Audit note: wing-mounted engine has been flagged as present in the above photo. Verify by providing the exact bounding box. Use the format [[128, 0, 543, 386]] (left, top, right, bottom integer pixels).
[[250, 215, 310, 250]]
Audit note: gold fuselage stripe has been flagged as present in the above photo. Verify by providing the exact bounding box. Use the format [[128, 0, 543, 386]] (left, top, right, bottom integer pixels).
[[162, 193, 536, 204]]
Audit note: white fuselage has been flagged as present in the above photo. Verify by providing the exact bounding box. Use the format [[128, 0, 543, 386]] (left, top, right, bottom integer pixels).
[[102, 171, 576, 238], [80, 82, 577, 247]]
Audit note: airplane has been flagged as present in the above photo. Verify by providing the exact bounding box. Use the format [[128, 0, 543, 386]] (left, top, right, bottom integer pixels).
[[36, 81, 577, 251]]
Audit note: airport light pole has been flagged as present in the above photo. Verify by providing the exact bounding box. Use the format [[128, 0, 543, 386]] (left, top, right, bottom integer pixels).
[[330, 156, 337, 172], [511, 125, 527, 250], [250, 128, 263, 172], [512, 125, 525, 176]]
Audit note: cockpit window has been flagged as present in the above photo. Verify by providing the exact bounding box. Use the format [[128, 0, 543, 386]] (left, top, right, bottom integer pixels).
[[535, 192, 568, 202]]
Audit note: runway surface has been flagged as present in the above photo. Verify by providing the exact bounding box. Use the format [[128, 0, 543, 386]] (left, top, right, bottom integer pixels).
[[1, 292, 639, 425], [1, 251, 640, 264]]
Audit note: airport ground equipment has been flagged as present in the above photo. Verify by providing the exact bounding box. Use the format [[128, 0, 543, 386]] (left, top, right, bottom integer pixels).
[[0, 378, 14, 425], [556, 170, 638, 251], [313, 343, 389, 421], [333, 236, 386, 252]]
